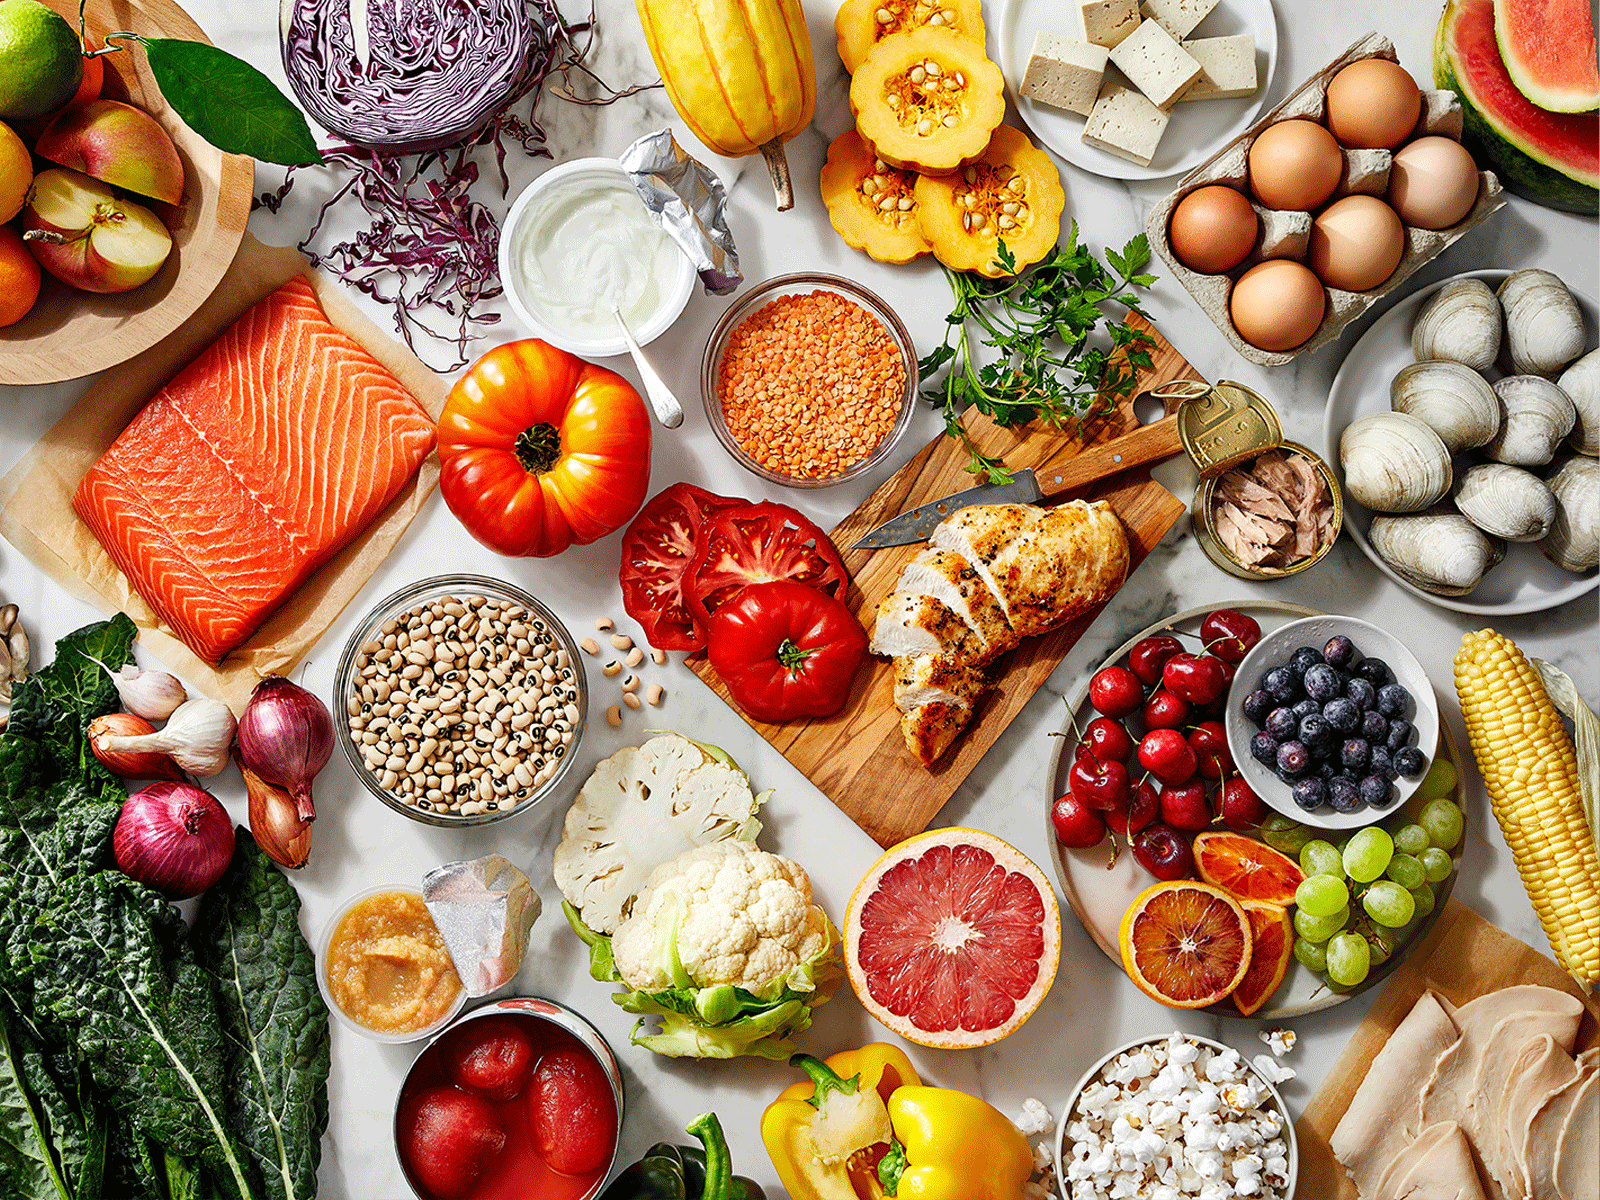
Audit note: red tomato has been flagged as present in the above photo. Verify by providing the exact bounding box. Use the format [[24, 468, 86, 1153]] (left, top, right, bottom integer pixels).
[[437, 339, 653, 557], [705, 581, 868, 723], [529, 1048, 614, 1175], [686, 503, 848, 628], [618, 482, 742, 651]]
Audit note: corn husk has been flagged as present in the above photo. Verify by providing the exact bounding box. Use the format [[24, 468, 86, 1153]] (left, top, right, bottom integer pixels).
[[1535, 657, 1600, 857]]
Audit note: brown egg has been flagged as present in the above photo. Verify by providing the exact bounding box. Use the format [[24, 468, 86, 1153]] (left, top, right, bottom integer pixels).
[[1169, 186, 1259, 274], [1230, 260, 1327, 352], [1325, 58, 1422, 150], [1309, 195, 1406, 292], [1248, 120, 1344, 212], [1389, 136, 1480, 229]]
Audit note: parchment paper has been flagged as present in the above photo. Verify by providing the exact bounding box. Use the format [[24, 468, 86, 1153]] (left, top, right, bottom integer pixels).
[[0, 233, 448, 711], [1294, 899, 1600, 1200]]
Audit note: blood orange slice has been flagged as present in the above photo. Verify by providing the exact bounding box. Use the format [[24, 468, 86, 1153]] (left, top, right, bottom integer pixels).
[[844, 828, 1061, 1048], [1193, 830, 1305, 906], [1118, 880, 1252, 1008], [1232, 901, 1293, 1016]]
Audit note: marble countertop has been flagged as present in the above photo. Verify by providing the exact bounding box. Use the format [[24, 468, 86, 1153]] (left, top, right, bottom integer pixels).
[[2, 1, 1595, 1196]]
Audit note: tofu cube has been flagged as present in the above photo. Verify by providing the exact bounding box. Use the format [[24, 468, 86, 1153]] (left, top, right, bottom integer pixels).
[[1138, 0, 1220, 40], [1083, 78, 1171, 165], [1067, 0, 1142, 49], [1020, 33, 1109, 116], [1178, 34, 1258, 101], [1108, 18, 1202, 108]]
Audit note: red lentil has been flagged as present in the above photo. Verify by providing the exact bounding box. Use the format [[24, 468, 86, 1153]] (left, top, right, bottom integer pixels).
[[717, 289, 907, 479]]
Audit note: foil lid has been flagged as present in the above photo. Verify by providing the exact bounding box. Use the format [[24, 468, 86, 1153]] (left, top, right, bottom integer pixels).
[[620, 129, 742, 295], [423, 855, 540, 997]]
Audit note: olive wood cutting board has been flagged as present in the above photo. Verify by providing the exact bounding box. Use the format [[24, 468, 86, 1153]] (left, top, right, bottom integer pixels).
[[687, 315, 1195, 847]]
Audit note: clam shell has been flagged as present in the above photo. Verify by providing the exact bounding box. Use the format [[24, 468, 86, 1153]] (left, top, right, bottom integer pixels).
[[1487, 375, 1578, 466], [1370, 509, 1501, 595], [1452, 462, 1557, 542], [1411, 278, 1501, 370], [1391, 359, 1500, 452], [1556, 348, 1599, 455], [1339, 411, 1453, 513], [1538, 455, 1600, 573], [1497, 269, 1586, 377]]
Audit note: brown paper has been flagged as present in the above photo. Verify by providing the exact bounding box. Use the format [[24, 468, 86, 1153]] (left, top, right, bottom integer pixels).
[[0, 233, 448, 712], [1294, 900, 1600, 1200]]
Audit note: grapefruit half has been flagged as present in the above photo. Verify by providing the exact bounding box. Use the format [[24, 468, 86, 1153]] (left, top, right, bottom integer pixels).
[[844, 827, 1061, 1048], [1118, 880, 1252, 1008], [1232, 901, 1293, 1016], [1194, 830, 1305, 906]]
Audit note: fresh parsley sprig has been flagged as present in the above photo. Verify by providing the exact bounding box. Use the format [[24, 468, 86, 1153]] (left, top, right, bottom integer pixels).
[[917, 225, 1157, 484]]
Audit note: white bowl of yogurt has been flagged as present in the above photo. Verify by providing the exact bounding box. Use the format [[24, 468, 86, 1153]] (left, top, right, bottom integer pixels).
[[499, 157, 695, 358]]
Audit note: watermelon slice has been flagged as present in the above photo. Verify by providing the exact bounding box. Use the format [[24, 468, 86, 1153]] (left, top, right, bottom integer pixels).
[[1496, 0, 1599, 113], [1437, 0, 1599, 212]]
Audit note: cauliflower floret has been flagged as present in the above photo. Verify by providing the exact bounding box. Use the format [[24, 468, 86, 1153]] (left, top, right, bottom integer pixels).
[[611, 840, 833, 993]]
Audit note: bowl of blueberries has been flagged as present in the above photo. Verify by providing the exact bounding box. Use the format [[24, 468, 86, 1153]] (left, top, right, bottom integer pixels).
[[1224, 615, 1439, 830]]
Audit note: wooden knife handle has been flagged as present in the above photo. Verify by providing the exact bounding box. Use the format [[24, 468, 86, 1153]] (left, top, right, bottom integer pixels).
[[1034, 414, 1185, 500]]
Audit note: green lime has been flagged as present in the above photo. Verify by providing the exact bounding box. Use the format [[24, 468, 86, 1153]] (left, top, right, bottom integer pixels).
[[0, 0, 82, 120]]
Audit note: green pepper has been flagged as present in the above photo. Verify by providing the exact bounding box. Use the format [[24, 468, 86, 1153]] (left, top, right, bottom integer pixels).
[[601, 1112, 767, 1200]]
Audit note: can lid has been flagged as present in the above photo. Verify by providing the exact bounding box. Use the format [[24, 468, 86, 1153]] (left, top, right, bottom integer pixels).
[[1177, 380, 1286, 476]]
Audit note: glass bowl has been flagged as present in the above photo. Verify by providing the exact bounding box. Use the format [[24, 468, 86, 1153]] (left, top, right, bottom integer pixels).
[[333, 574, 587, 827], [700, 272, 919, 488]]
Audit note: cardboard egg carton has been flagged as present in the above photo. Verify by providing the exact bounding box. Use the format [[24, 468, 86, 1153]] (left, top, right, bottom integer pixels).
[[1146, 31, 1506, 367]]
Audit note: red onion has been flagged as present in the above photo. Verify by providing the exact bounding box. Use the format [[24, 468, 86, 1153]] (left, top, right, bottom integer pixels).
[[236, 676, 334, 823], [114, 782, 235, 899]]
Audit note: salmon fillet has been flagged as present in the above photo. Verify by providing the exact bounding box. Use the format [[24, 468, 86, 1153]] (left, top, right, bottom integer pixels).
[[74, 276, 435, 663]]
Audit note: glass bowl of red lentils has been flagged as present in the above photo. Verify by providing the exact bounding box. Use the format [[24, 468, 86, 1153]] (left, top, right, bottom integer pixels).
[[701, 273, 918, 487]]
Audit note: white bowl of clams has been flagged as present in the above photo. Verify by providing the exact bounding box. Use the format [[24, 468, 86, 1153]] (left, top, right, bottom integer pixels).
[[1324, 268, 1597, 615]]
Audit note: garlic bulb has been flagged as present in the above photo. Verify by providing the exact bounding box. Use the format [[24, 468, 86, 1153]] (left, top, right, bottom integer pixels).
[[1453, 463, 1558, 542], [97, 696, 237, 777], [1497, 269, 1586, 377], [1538, 455, 1600, 573], [1370, 510, 1503, 596], [1391, 360, 1500, 452], [1557, 349, 1599, 456], [1340, 412, 1453, 513], [104, 663, 188, 721], [1487, 375, 1578, 466], [1411, 278, 1501, 370]]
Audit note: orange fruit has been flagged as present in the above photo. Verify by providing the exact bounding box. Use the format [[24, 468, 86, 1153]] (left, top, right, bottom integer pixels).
[[0, 119, 30, 222], [0, 225, 40, 327], [1232, 900, 1292, 1016], [1193, 830, 1305, 906], [844, 827, 1061, 1048], [1118, 880, 1252, 1009]]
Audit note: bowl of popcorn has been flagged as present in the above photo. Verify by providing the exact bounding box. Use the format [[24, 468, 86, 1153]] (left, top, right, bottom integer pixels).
[[1056, 1032, 1297, 1200]]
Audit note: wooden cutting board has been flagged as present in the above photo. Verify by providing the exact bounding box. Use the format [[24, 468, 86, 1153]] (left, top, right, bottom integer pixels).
[[688, 315, 1196, 847]]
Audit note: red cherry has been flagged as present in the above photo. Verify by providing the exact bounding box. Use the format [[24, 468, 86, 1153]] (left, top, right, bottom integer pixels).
[[1070, 755, 1131, 811], [1159, 779, 1212, 831], [1133, 824, 1196, 881], [1188, 720, 1234, 780], [1128, 634, 1184, 687], [1089, 665, 1145, 719], [1108, 777, 1159, 836], [1142, 690, 1191, 730], [1075, 716, 1136, 764], [1220, 777, 1269, 831], [1052, 791, 1107, 848], [1139, 728, 1198, 785], [1201, 609, 1262, 663], [1163, 653, 1228, 705]]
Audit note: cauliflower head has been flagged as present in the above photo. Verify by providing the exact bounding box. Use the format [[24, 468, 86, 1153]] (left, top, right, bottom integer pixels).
[[611, 839, 836, 997]]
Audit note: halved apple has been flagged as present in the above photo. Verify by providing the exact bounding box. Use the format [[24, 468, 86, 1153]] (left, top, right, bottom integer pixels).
[[35, 99, 184, 205], [23, 167, 172, 293]]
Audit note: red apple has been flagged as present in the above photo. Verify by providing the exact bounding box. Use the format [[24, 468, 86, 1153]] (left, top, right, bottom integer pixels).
[[35, 99, 184, 204], [22, 168, 171, 293]]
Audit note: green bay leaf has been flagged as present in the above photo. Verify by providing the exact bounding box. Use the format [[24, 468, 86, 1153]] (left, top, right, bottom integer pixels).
[[142, 40, 321, 166]]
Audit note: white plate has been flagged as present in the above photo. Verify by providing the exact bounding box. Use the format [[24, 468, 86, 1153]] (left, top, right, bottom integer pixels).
[[1045, 601, 1464, 1018], [1323, 269, 1599, 615], [995, 0, 1279, 181]]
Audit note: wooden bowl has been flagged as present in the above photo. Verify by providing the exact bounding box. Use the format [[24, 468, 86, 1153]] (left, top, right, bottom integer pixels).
[[0, 0, 254, 385]]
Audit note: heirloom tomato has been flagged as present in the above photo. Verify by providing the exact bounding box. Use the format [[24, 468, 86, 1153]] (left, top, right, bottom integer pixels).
[[685, 503, 848, 628], [705, 581, 868, 723], [437, 339, 653, 557], [618, 482, 742, 651]]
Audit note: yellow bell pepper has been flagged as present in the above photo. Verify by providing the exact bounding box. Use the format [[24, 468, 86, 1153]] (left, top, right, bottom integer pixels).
[[761, 1046, 1033, 1200]]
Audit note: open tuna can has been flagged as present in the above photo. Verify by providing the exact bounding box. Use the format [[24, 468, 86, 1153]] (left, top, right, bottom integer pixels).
[[1180, 381, 1342, 579]]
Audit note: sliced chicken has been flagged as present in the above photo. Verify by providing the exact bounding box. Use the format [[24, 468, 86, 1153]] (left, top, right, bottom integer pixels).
[[927, 503, 1042, 625], [1552, 1070, 1596, 1200], [992, 501, 1130, 637], [1527, 1065, 1594, 1200], [1491, 1035, 1578, 1199], [1375, 1123, 1487, 1200], [870, 591, 973, 660], [892, 654, 988, 712], [889, 549, 1017, 661], [899, 702, 973, 767]]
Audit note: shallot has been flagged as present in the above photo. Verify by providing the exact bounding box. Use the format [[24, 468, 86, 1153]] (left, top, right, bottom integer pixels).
[[98, 697, 236, 777], [88, 713, 183, 780], [237, 676, 333, 822], [240, 754, 313, 869], [114, 781, 235, 899]]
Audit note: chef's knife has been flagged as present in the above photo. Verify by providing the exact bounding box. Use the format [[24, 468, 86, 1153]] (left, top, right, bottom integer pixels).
[[850, 399, 1191, 549]]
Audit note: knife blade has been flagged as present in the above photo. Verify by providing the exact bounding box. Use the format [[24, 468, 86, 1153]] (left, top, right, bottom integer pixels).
[[851, 471, 1045, 549]]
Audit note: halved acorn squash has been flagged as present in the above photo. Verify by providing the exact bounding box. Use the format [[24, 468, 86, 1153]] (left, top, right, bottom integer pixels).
[[836, 0, 987, 74], [850, 28, 1005, 174], [820, 129, 932, 262], [914, 125, 1065, 276]]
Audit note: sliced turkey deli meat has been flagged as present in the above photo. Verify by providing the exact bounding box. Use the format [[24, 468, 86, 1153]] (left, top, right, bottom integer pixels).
[[1489, 1035, 1578, 1198], [871, 500, 1129, 766], [1552, 1070, 1596, 1200], [1526, 1062, 1595, 1200], [1373, 1122, 1486, 1200]]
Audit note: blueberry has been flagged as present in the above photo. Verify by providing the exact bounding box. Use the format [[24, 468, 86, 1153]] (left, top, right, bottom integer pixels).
[[1376, 682, 1411, 718], [1323, 697, 1360, 734], [1264, 667, 1300, 704], [1386, 718, 1416, 751], [1393, 746, 1427, 777], [1290, 646, 1323, 676], [1328, 777, 1363, 813], [1317, 760, 1340, 781], [1264, 707, 1297, 741], [1361, 710, 1390, 742], [1250, 731, 1280, 767], [1369, 744, 1396, 779], [1354, 657, 1393, 687], [1360, 774, 1396, 808], [1242, 689, 1274, 724], [1341, 738, 1371, 773], [1276, 740, 1311, 778], [1292, 778, 1328, 811], [1292, 697, 1321, 722], [1323, 635, 1355, 669], [1303, 663, 1341, 703], [1299, 714, 1335, 757], [1346, 678, 1377, 711]]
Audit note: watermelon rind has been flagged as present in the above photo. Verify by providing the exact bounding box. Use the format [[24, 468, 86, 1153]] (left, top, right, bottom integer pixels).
[[1437, 0, 1599, 214], [1494, 0, 1600, 113]]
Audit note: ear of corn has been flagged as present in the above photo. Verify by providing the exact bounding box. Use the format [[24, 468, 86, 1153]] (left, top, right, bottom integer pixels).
[[1454, 629, 1600, 991]]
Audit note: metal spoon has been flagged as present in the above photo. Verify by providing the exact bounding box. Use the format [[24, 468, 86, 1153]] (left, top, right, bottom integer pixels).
[[611, 306, 684, 429]]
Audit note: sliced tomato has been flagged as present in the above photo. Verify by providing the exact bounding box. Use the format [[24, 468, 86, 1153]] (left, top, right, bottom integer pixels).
[[619, 483, 742, 651], [685, 502, 849, 628]]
